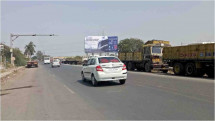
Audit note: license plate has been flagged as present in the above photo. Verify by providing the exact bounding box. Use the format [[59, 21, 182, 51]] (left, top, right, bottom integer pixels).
[[107, 68, 118, 72]]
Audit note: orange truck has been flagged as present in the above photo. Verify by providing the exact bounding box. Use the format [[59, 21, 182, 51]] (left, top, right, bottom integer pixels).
[[118, 40, 171, 72], [27, 61, 38, 68], [163, 42, 214, 77]]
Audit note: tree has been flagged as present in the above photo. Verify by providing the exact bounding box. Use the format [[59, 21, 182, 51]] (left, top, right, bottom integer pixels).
[[24, 41, 36, 58], [32, 56, 37, 60], [36, 51, 43, 61], [118, 38, 144, 52]]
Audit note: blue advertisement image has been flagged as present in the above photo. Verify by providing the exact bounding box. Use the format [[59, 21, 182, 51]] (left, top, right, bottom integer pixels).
[[85, 36, 118, 53], [108, 36, 118, 52]]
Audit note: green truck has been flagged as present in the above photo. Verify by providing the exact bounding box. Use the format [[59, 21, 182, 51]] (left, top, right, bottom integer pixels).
[[163, 43, 214, 78]]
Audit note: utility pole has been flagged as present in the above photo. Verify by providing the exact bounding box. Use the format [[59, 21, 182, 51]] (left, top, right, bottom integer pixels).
[[10, 34, 56, 66]]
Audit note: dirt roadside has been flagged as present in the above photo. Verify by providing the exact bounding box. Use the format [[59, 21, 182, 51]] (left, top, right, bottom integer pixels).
[[1, 67, 26, 86]]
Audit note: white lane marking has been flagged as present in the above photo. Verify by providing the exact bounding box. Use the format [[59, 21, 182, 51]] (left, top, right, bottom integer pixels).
[[64, 85, 75, 94]]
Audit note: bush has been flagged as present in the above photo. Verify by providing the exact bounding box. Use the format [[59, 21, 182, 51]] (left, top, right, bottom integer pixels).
[[13, 48, 27, 66], [1, 44, 27, 67]]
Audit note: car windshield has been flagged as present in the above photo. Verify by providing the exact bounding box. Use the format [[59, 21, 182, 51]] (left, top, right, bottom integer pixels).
[[152, 46, 161, 54], [98, 57, 120, 63]]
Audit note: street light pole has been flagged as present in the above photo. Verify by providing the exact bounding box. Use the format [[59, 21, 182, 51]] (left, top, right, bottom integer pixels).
[[10, 33, 57, 66]]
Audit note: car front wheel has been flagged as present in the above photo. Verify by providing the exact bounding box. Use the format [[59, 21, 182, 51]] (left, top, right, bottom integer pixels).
[[81, 72, 86, 82], [119, 79, 126, 84]]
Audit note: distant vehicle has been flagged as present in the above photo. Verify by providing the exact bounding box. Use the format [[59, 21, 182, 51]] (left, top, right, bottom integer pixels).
[[81, 56, 127, 86], [27, 60, 38, 68], [51, 59, 60, 68], [163, 43, 214, 78], [44, 57, 51, 64], [118, 40, 171, 72]]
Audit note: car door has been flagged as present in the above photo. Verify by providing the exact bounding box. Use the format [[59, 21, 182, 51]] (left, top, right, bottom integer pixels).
[[83, 59, 91, 79], [88, 58, 97, 78]]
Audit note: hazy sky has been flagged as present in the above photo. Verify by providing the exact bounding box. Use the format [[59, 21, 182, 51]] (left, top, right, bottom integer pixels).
[[1, 1, 214, 56]]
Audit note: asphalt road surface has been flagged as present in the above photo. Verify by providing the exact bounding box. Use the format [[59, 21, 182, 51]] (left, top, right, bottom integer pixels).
[[1, 63, 214, 120]]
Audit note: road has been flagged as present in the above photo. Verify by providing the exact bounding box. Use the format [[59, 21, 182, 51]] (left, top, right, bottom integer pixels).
[[1, 63, 214, 120]]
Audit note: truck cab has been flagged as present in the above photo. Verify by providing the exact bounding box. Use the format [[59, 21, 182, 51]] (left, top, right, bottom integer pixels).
[[119, 40, 171, 72], [142, 43, 170, 72]]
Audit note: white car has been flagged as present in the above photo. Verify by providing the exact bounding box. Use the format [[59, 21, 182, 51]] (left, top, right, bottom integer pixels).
[[51, 59, 60, 68], [81, 56, 127, 86]]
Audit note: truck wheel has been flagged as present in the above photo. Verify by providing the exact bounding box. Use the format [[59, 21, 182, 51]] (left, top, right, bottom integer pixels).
[[144, 62, 151, 72], [128, 62, 134, 71], [185, 63, 197, 76], [173, 63, 184, 75]]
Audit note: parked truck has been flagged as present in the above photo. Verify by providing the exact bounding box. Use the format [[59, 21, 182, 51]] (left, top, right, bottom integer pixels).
[[163, 42, 214, 78], [27, 60, 38, 68], [62, 57, 82, 65], [119, 40, 171, 72]]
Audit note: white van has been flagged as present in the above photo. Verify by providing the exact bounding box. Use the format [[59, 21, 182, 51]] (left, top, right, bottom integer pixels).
[[44, 57, 51, 64]]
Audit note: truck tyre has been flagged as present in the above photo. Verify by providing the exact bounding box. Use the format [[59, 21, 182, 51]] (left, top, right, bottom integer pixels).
[[144, 62, 151, 72], [91, 75, 98, 86], [185, 63, 196, 76], [173, 63, 184, 75], [119, 79, 126, 84], [128, 62, 134, 71]]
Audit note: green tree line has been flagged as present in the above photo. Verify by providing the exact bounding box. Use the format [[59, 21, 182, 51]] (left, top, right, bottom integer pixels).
[[118, 38, 144, 53], [1, 44, 27, 67]]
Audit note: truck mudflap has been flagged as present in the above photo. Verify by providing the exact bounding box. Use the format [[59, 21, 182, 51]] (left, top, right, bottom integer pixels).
[[151, 64, 169, 70]]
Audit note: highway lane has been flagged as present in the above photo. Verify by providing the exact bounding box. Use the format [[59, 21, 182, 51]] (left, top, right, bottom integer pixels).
[[43, 63, 214, 120], [1, 63, 214, 120]]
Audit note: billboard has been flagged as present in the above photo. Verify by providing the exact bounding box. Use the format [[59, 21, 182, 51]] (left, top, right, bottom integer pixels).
[[85, 36, 118, 53]]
